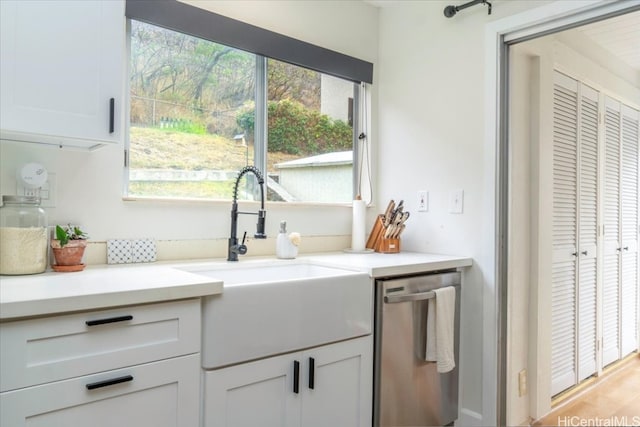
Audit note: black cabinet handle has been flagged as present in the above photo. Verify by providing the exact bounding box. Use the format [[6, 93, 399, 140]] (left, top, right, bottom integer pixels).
[[86, 375, 133, 390], [293, 360, 300, 394], [109, 98, 115, 133], [623, 246, 629, 251], [86, 315, 133, 327], [581, 250, 588, 256], [308, 357, 315, 390]]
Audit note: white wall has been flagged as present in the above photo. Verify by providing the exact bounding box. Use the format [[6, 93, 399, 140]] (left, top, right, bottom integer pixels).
[[376, 1, 553, 424], [0, 1, 379, 245]]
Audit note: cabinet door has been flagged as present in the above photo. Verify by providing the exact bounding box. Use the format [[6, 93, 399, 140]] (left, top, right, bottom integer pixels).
[[203, 352, 300, 427], [0, 354, 200, 427], [0, 0, 124, 148], [1, 298, 200, 392], [301, 335, 373, 427]]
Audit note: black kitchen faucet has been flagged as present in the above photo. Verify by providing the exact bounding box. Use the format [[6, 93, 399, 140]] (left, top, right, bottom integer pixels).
[[228, 166, 267, 261]]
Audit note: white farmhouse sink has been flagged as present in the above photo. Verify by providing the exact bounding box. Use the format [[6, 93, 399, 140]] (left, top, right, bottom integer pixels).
[[190, 262, 353, 285], [179, 261, 372, 369]]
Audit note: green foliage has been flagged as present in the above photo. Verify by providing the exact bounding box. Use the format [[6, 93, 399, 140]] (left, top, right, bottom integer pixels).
[[55, 224, 88, 247], [156, 119, 207, 135], [267, 60, 320, 109], [236, 99, 352, 155], [235, 102, 255, 140], [128, 180, 235, 200]]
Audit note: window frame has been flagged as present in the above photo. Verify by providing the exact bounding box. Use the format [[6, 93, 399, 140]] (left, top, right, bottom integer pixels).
[[123, 16, 363, 204]]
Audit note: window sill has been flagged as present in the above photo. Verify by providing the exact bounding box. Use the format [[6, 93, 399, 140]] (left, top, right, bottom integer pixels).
[[121, 195, 355, 209]]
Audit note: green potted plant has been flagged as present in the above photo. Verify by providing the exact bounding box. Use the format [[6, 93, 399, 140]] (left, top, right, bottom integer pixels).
[[51, 224, 89, 272]]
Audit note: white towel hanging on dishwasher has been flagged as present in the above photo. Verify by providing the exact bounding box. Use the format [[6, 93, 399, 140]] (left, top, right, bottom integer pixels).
[[425, 286, 456, 373]]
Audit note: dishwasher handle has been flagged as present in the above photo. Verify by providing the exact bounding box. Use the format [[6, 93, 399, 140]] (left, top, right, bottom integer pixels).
[[384, 290, 434, 304]]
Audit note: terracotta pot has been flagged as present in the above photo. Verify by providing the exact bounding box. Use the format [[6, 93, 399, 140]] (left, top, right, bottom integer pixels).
[[51, 240, 87, 266]]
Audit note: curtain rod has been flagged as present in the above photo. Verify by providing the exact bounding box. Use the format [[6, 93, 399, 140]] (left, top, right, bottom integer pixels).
[[444, 0, 492, 18]]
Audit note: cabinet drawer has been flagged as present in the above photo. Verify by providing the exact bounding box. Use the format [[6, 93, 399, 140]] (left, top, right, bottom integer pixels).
[[0, 353, 200, 427], [0, 299, 200, 391]]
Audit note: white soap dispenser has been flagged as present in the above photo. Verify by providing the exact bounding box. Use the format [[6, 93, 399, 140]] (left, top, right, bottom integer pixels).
[[276, 220, 294, 259]]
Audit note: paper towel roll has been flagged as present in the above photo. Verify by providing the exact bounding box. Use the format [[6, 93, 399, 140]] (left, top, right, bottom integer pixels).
[[351, 199, 366, 251]]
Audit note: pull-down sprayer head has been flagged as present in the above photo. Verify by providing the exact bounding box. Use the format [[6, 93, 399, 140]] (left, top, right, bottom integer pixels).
[[228, 165, 267, 261]]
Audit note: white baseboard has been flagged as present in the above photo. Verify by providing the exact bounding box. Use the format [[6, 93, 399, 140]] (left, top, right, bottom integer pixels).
[[456, 408, 483, 427]]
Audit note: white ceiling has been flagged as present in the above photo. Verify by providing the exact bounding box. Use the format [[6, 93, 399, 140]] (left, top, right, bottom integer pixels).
[[574, 10, 640, 71]]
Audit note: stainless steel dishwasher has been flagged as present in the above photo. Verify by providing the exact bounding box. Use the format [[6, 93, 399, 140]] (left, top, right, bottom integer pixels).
[[373, 270, 461, 427]]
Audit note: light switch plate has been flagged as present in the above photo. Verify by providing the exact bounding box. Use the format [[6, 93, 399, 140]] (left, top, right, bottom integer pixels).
[[417, 190, 428, 212], [518, 369, 527, 396], [449, 189, 464, 214]]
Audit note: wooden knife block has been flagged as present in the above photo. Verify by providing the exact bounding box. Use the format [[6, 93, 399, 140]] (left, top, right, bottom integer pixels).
[[366, 215, 400, 253]]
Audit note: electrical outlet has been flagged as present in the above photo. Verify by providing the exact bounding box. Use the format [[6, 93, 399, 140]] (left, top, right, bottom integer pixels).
[[417, 191, 428, 212], [17, 172, 57, 208], [449, 189, 464, 214], [518, 369, 527, 396]]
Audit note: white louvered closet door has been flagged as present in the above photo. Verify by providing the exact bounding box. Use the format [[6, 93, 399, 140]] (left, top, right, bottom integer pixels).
[[551, 72, 599, 396], [577, 84, 598, 382], [602, 97, 621, 366], [551, 73, 579, 396], [620, 104, 639, 357]]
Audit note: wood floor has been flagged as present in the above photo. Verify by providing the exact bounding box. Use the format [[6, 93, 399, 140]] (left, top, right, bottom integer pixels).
[[533, 355, 640, 426]]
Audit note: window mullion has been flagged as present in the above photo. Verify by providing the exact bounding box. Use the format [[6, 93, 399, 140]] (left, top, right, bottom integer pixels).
[[255, 56, 268, 178], [352, 82, 360, 199]]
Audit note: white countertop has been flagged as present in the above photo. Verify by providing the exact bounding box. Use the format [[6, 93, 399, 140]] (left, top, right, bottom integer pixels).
[[0, 264, 223, 320], [0, 251, 471, 321], [307, 251, 472, 278]]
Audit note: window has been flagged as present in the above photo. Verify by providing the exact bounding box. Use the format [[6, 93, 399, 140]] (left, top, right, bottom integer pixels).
[[127, 20, 358, 203], [265, 59, 355, 203]]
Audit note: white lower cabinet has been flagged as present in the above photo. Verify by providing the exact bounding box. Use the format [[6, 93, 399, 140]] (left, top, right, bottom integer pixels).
[[0, 354, 200, 427], [0, 299, 202, 426], [203, 335, 372, 427]]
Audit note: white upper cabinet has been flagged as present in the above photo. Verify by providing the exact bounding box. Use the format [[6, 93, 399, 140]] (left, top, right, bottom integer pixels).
[[0, 0, 125, 150]]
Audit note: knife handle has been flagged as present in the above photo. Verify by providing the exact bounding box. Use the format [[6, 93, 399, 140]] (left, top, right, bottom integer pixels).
[[383, 200, 395, 226], [385, 224, 396, 239]]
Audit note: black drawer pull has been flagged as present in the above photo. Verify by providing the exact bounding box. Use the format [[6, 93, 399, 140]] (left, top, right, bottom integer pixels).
[[308, 357, 315, 390], [109, 98, 115, 133], [293, 360, 300, 394], [86, 315, 133, 327], [86, 375, 133, 390]]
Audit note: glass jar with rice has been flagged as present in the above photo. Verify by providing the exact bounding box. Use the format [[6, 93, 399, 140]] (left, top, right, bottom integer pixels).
[[0, 196, 48, 275]]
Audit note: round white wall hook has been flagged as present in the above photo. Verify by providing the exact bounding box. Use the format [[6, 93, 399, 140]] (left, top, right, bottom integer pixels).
[[17, 162, 48, 189]]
